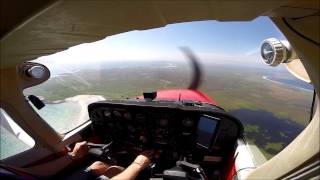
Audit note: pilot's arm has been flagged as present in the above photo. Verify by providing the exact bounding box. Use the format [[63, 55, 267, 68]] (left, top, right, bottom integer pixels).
[[68, 141, 89, 160], [110, 152, 151, 180], [84, 151, 152, 180], [70, 141, 151, 180]]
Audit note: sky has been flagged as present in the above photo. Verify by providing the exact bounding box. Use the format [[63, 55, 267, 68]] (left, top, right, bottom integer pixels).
[[35, 16, 287, 71]]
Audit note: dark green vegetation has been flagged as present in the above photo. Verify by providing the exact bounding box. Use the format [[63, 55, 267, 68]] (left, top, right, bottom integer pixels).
[[230, 109, 304, 159], [24, 61, 313, 159]]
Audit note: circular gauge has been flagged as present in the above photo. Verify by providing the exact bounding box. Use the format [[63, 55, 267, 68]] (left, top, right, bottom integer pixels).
[[104, 110, 111, 117], [182, 118, 194, 127], [107, 122, 115, 128], [113, 110, 122, 118], [123, 112, 132, 120], [116, 122, 124, 130], [127, 125, 136, 133], [158, 118, 169, 127]]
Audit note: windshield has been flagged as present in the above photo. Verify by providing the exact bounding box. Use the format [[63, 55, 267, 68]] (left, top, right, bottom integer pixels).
[[23, 17, 313, 160]]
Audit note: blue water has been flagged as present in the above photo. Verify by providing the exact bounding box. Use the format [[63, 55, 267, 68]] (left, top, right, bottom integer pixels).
[[266, 76, 313, 91], [35, 101, 84, 133], [0, 126, 31, 159]]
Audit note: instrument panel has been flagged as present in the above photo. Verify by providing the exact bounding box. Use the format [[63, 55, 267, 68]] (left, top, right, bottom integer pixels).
[[89, 100, 243, 166]]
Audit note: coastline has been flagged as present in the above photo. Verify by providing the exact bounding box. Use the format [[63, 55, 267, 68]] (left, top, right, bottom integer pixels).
[[37, 96, 66, 104], [65, 95, 106, 124], [262, 75, 313, 92], [39, 95, 105, 126]]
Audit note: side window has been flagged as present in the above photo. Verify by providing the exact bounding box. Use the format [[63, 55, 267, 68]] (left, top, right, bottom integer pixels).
[[0, 108, 35, 159]]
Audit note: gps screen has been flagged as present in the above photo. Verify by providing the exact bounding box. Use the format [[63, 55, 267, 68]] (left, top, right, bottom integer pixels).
[[197, 115, 218, 149]]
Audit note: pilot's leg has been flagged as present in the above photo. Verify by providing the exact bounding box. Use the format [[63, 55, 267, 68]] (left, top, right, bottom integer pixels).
[[95, 166, 125, 180]]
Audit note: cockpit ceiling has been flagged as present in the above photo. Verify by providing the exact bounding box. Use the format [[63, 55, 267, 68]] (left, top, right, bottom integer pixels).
[[1, 0, 319, 68]]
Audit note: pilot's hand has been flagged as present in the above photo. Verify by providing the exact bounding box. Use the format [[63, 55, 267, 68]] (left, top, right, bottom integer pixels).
[[133, 150, 153, 170], [88, 161, 110, 176], [69, 141, 89, 160]]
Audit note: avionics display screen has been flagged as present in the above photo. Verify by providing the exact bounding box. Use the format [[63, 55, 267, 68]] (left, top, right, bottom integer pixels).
[[197, 115, 218, 149]]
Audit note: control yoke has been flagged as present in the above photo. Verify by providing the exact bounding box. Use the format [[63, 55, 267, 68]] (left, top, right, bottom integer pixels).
[[87, 142, 113, 163], [162, 160, 208, 180]]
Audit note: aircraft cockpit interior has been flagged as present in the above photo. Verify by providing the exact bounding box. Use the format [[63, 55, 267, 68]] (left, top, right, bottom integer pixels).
[[79, 97, 243, 179]]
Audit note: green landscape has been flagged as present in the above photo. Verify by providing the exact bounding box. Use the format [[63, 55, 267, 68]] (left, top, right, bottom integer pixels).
[[24, 61, 313, 159]]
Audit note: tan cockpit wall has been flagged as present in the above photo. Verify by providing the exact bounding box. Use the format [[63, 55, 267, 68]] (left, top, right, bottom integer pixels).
[[0, 68, 61, 146], [0, 0, 319, 178]]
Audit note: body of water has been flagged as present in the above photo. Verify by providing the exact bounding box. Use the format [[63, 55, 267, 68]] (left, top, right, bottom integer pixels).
[[0, 126, 31, 159], [263, 75, 313, 91], [35, 101, 84, 133]]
